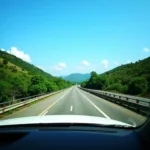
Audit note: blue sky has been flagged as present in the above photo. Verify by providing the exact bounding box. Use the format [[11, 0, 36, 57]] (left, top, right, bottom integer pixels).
[[0, 0, 150, 76]]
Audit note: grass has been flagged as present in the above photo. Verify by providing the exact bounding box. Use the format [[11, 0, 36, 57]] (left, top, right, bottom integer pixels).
[[0, 58, 28, 73]]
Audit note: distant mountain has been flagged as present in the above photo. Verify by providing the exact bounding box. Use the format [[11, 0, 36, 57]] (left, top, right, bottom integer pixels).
[[59, 75, 67, 78], [63, 73, 91, 83]]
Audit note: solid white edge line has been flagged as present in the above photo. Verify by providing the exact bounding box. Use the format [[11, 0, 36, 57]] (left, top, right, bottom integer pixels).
[[42, 110, 48, 116], [77, 88, 110, 119], [70, 105, 73, 112], [39, 88, 72, 116]]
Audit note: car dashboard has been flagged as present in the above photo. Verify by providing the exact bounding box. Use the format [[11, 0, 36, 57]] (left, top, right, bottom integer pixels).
[[0, 123, 149, 150]]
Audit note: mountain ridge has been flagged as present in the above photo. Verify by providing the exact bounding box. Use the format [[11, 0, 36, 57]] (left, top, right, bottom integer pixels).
[[62, 73, 91, 83], [81, 57, 150, 97], [0, 50, 72, 102]]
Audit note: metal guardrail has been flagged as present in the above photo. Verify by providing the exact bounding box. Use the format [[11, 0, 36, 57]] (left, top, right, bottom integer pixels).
[[79, 87, 150, 116], [0, 89, 65, 114]]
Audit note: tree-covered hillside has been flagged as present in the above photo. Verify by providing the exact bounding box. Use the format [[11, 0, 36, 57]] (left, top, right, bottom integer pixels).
[[81, 57, 150, 97], [0, 50, 72, 102]]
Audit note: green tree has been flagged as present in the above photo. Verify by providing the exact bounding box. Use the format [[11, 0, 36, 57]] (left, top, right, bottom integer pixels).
[[12, 66, 17, 72], [81, 81, 88, 88], [31, 76, 44, 85], [0, 81, 10, 102], [97, 75, 109, 90], [28, 76, 48, 95], [128, 77, 148, 95], [45, 82, 59, 92], [9, 76, 28, 99], [2, 59, 8, 65], [28, 84, 47, 95], [86, 72, 98, 89], [106, 83, 128, 93]]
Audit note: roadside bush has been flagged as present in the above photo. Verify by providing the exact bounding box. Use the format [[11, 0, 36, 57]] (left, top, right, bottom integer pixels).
[[2, 59, 8, 65], [28, 84, 47, 95], [128, 77, 148, 95], [106, 83, 128, 93], [0, 95, 9, 103], [12, 66, 17, 72]]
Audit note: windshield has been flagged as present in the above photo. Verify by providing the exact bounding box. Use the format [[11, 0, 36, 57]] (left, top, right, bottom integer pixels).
[[0, 0, 149, 128]]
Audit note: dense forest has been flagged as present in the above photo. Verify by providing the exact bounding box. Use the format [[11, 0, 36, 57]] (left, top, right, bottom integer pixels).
[[0, 50, 73, 103], [81, 57, 150, 97]]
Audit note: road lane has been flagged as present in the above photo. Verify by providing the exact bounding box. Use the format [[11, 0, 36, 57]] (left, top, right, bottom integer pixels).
[[46, 86, 107, 118], [39, 88, 72, 116], [76, 87, 146, 125], [2, 86, 146, 126], [77, 89, 110, 119], [3, 87, 72, 119], [70, 105, 73, 112]]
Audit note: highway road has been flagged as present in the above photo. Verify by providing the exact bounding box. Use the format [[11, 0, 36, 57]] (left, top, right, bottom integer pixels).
[[3, 86, 146, 126]]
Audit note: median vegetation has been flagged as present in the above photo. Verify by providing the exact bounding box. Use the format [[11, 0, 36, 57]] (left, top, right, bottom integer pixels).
[[81, 57, 150, 97], [0, 50, 73, 103]]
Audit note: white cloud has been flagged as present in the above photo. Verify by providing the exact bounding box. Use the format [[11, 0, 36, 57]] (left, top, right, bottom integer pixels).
[[7, 47, 31, 62], [113, 61, 119, 66], [58, 62, 66, 68], [1, 48, 5, 51], [143, 47, 149, 52], [126, 60, 131, 63], [101, 59, 109, 68], [81, 60, 90, 66], [54, 66, 63, 71], [53, 62, 66, 71]]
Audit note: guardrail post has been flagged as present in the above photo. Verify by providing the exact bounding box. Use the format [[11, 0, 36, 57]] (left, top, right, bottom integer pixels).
[[113, 95, 116, 103], [2, 103, 5, 113], [136, 100, 140, 113], [126, 97, 129, 107], [118, 96, 121, 105], [24, 99, 27, 105], [148, 103, 150, 115], [9, 101, 11, 106]]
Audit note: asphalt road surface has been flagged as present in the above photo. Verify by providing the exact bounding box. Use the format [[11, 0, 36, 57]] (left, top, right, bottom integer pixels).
[[3, 86, 146, 126]]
